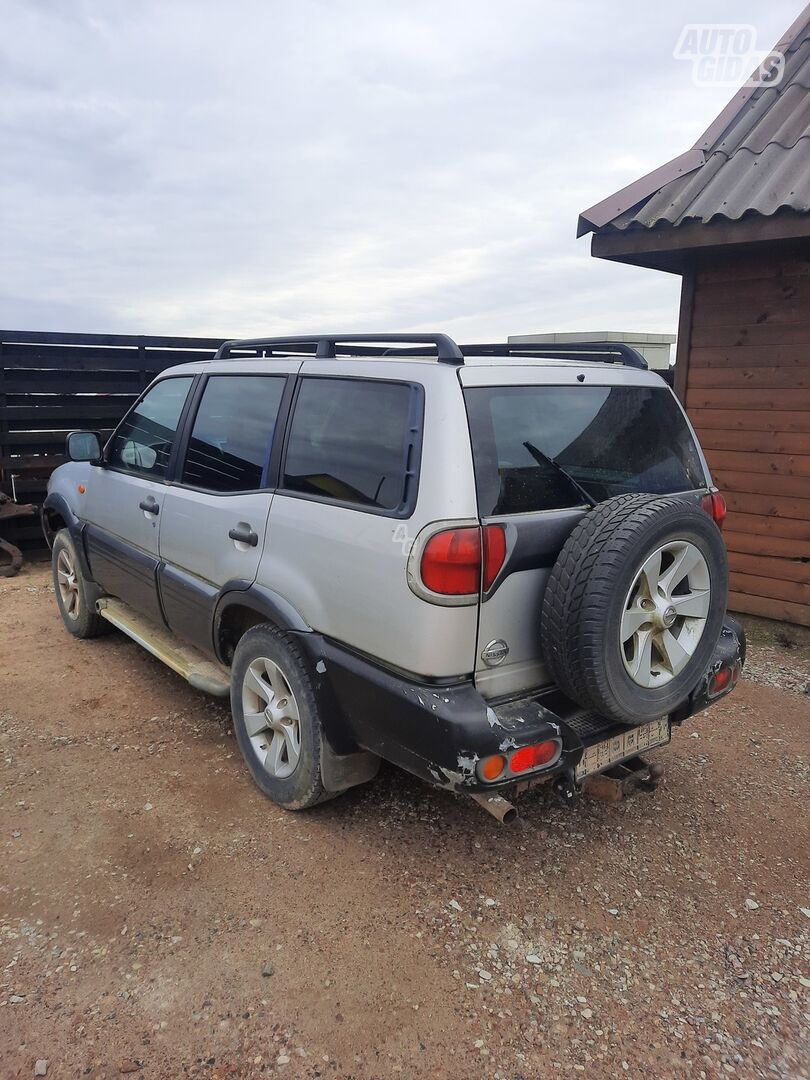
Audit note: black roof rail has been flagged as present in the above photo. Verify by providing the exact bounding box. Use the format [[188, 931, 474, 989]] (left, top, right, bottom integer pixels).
[[214, 333, 464, 363], [459, 342, 648, 370], [378, 341, 648, 370], [212, 335, 648, 370]]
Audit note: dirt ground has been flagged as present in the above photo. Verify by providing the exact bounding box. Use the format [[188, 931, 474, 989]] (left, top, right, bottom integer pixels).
[[1, 561, 808, 1080]]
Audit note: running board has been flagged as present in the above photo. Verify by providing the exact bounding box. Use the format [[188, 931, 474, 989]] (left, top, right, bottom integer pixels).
[[96, 598, 231, 697]]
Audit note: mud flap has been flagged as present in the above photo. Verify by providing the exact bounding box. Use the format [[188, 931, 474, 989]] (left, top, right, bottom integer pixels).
[[320, 738, 380, 793]]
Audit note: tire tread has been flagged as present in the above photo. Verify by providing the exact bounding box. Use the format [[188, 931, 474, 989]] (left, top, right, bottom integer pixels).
[[52, 529, 109, 639], [231, 623, 328, 810], [542, 495, 727, 722]]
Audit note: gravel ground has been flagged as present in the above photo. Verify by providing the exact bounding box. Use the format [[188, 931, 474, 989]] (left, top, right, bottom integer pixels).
[[739, 618, 810, 697], [1, 563, 808, 1080]]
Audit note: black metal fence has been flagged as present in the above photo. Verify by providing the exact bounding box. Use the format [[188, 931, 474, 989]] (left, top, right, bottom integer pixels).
[[0, 330, 226, 545]]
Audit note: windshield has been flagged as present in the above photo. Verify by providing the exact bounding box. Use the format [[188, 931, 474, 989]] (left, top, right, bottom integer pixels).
[[464, 384, 706, 516]]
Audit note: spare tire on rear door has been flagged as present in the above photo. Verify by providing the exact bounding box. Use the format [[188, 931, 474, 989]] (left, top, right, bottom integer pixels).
[[541, 493, 727, 724]]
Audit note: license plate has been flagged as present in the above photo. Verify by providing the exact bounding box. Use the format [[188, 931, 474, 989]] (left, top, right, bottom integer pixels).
[[575, 718, 670, 780]]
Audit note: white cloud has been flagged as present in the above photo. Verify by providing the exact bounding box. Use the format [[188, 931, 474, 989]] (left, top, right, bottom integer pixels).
[[0, 0, 800, 338]]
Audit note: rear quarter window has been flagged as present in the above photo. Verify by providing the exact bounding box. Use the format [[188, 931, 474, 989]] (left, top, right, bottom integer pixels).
[[282, 376, 421, 513], [464, 384, 706, 516]]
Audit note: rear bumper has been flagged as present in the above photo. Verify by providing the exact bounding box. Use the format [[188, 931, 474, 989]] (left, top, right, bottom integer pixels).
[[298, 616, 746, 795], [670, 615, 745, 723]]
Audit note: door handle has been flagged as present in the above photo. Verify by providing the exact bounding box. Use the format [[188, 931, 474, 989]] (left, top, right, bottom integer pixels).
[[228, 524, 259, 547], [139, 497, 159, 515]]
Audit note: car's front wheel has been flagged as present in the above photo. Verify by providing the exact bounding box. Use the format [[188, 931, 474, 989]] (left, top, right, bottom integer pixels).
[[51, 528, 108, 639], [230, 624, 328, 809]]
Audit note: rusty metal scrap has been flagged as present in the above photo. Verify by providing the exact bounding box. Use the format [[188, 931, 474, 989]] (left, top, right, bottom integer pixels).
[[0, 493, 36, 578]]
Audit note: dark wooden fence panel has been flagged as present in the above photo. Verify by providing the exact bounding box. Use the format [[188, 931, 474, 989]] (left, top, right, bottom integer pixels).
[[0, 330, 225, 545]]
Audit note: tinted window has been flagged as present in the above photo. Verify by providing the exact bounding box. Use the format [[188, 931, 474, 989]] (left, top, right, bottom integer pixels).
[[107, 377, 193, 479], [283, 378, 415, 511], [182, 375, 285, 492], [465, 385, 705, 516]]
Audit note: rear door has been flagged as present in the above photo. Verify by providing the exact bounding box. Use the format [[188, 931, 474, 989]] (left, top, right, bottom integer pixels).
[[157, 369, 293, 652], [462, 368, 710, 699], [82, 375, 195, 624], [258, 365, 475, 676]]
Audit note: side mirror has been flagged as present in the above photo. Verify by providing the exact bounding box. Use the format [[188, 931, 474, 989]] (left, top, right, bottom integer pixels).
[[66, 431, 103, 463]]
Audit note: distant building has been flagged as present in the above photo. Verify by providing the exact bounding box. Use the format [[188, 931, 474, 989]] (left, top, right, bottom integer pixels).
[[508, 331, 675, 371]]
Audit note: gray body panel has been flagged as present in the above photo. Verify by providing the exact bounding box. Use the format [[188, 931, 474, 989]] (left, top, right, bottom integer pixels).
[[158, 488, 275, 648], [46, 352, 713, 696], [475, 508, 587, 698], [81, 465, 166, 624]]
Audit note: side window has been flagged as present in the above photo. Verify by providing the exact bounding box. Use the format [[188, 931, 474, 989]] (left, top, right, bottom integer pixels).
[[107, 377, 193, 480], [182, 375, 286, 492], [283, 377, 416, 512]]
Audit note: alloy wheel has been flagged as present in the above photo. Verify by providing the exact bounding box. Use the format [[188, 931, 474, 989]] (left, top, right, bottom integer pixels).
[[56, 548, 80, 620], [241, 656, 302, 779], [621, 540, 711, 689]]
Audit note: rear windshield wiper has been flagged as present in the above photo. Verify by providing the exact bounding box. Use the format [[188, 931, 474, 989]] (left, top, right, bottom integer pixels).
[[522, 440, 597, 508]]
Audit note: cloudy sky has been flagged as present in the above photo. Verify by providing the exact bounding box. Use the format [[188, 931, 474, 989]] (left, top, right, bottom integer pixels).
[[1, 0, 802, 341]]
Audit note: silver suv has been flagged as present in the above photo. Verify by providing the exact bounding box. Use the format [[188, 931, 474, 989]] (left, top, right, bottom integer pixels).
[[43, 334, 744, 822]]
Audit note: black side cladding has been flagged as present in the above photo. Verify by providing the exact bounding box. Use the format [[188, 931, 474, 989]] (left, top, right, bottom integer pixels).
[[541, 494, 728, 724]]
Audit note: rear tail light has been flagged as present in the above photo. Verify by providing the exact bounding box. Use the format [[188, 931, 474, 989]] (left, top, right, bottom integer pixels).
[[707, 660, 741, 699], [482, 525, 506, 590], [708, 667, 731, 697], [420, 527, 481, 595], [419, 524, 506, 597], [702, 490, 727, 529], [477, 739, 561, 782], [480, 754, 507, 781], [509, 740, 560, 773]]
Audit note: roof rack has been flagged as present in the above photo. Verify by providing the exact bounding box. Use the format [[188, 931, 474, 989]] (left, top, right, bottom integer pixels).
[[461, 342, 648, 370], [214, 334, 463, 363], [380, 340, 649, 370], [213, 335, 648, 370]]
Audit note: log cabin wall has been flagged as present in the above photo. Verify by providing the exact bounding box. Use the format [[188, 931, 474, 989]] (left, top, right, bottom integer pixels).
[[676, 248, 810, 627]]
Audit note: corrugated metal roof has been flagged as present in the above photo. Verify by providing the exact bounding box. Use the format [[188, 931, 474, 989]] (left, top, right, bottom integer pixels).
[[582, 9, 810, 235]]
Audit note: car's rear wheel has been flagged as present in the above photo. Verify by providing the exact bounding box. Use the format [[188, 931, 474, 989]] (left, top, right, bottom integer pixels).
[[51, 528, 109, 639], [230, 624, 327, 809], [541, 494, 727, 723]]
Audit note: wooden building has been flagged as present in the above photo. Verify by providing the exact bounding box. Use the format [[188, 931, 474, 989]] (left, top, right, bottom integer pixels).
[[578, 7, 810, 627]]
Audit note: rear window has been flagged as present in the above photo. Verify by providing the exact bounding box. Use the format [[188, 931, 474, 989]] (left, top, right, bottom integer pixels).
[[464, 385, 705, 516]]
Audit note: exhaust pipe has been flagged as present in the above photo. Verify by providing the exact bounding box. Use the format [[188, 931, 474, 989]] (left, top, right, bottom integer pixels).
[[469, 791, 518, 824]]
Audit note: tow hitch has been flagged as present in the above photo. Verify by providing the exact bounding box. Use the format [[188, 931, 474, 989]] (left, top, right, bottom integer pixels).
[[581, 755, 664, 803], [468, 755, 664, 822], [552, 770, 579, 802]]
